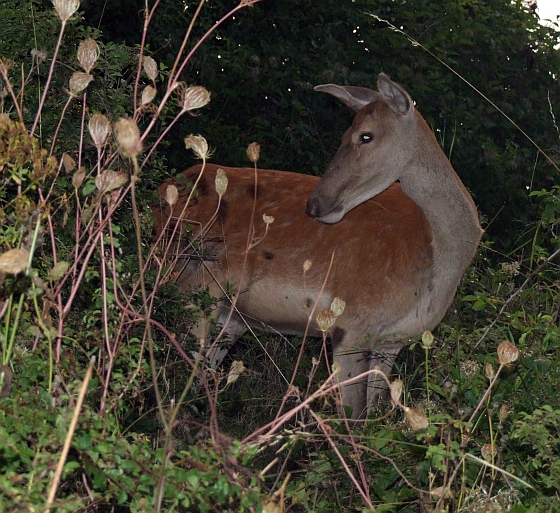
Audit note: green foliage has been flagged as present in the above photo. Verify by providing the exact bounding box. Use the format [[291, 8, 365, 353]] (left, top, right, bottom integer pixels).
[[509, 406, 560, 509], [0, 355, 264, 512], [0, 0, 560, 512]]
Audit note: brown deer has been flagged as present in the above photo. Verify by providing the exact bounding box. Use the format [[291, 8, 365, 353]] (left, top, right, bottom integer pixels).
[[153, 73, 482, 419]]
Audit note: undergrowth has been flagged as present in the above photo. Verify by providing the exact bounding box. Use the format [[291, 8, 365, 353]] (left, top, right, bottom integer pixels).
[[0, 1, 559, 512]]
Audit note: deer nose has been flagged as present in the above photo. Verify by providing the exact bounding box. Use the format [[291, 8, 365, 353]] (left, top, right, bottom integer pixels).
[[306, 197, 320, 218]]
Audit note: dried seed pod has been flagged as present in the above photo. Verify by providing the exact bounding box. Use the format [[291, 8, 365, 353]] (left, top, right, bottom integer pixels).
[[114, 118, 142, 158], [142, 56, 158, 81], [316, 308, 336, 332], [481, 443, 497, 462], [53, 0, 80, 22], [72, 166, 86, 188], [215, 168, 228, 196], [330, 297, 346, 317], [498, 403, 510, 422], [31, 49, 47, 63], [88, 114, 111, 148], [485, 362, 495, 381], [62, 153, 76, 173], [165, 184, 178, 206], [403, 406, 429, 432], [303, 260, 312, 272], [421, 330, 434, 349], [95, 169, 128, 194], [180, 86, 211, 113], [184, 134, 209, 160], [0, 248, 30, 274], [262, 214, 275, 225], [227, 360, 246, 385], [246, 142, 261, 163], [429, 487, 453, 500], [497, 341, 519, 366], [389, 379, 404, 407], [69, 71, 93, 96], [77, 38, 99, 73], [141, 85, 157, 105]]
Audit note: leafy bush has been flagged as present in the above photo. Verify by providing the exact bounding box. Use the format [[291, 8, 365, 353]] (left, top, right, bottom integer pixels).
[[1, 1, 560, 512]]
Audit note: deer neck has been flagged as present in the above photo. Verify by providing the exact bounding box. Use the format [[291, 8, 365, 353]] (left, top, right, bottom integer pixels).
[[400, 123, 481, 281]]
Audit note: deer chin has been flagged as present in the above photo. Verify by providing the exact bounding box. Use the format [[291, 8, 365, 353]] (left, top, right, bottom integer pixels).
[[316, 204, 345, 224]]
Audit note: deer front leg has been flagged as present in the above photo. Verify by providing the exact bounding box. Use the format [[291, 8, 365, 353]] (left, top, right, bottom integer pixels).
[[366, 340, 405, 413], [332, 344, 370, 419]]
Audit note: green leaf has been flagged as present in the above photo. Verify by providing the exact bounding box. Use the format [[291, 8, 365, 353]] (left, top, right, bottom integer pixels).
[[82, 178, 97, 197]]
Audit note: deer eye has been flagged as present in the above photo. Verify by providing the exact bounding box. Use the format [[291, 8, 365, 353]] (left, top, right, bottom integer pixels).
[[359, 133, 374, 144]]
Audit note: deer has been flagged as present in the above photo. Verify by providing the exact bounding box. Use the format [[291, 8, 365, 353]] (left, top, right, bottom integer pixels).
[[153, 73, 482, 419]]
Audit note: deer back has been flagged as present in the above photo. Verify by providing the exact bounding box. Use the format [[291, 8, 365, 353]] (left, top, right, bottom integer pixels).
[[154, 163, 433, 339]]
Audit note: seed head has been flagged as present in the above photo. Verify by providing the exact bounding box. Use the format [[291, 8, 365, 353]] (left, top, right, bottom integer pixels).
[[262, 214, 274, 225], [114, 118, 142, 158], [31, 49, 47, 64], [165, 184, 178, 206], [53, 0, 80, 22], [215, 168, 228, 197], [69, 71, 93, 96], [95, 169, 128, 194], [142, 56, 158, 81], [246, 142, 260, 163], [141, 85, 157, 105], [497, 341, 519, 366], [184, 134, 210, 160], [403, 406, 429, 432], [485, 362, 495, 381], [0, 248, 30, 274], [72, 166, 86, 188], [330, 297, 345, 317], [227, 360, 246, 385], [303, 260, 312, 272], [316, 308, 336, 332], [88, 114, 111, 148], [421, 330, 434, 349], [77, 39, 99, 73], [389, 379, 404, 407], [481, 443, 497, 462], [498, 403, 510, 422], [180, 86, 211, 113], [62, 153, 76, 173]]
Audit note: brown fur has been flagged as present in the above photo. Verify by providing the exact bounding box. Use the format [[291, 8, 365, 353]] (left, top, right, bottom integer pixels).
[[153, 74, 482, 419]]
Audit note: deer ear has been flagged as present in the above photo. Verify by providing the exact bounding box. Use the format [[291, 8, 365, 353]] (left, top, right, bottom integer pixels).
[[377, 73, 413, 117], [314, 84, 381, 112]]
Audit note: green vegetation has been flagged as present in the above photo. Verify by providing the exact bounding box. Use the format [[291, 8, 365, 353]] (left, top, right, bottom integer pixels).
[[0, 0, 559, 511]]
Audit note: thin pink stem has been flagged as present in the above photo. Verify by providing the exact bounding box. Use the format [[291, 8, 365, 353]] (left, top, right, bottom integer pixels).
[[309, 409, 373, 509], [133, 0, 163, 115], [49, 94, 73, 157], [31, 22, 67, 136], [139, 0, 261, 144]]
